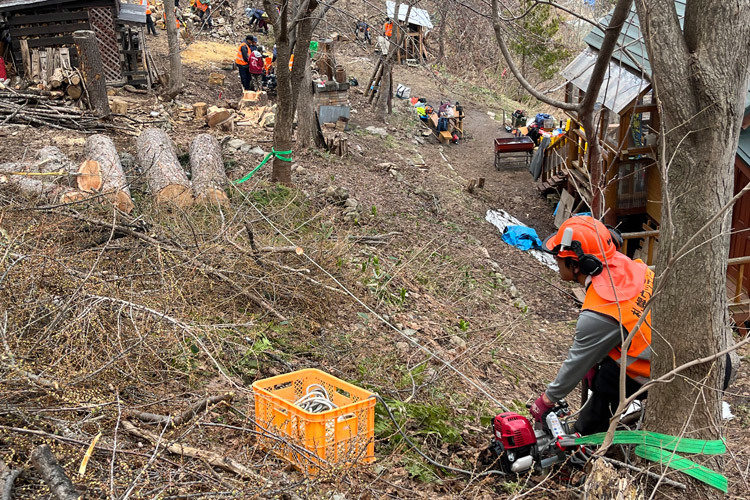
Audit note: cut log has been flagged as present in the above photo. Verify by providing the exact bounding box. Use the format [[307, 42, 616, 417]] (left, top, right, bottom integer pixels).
[[66, 84, 82, 100], [68, 73, 81, 86], [50, 67, 64, 89], [136, 128, 194, 207], [194, 102, 207, 120], [0, 460, 22, 500], [77, 159, 103, 192], [190, 133, 229, 205], [73, 30, 110, 117], [0, 173, 88, 204], [30, 445, 80, 500], [207, 106, 232, 128], [84, 134, 135, 213]]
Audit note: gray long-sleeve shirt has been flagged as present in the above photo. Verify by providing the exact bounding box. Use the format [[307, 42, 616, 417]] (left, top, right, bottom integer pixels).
[[545, 310, 625, 402]]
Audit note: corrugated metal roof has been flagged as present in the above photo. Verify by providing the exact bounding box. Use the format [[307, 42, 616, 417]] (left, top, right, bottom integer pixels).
[[385, 1, 433, 30], [562, 47, 650, 113], [583, 1, 686, 77], [117, 2, 145, 24]]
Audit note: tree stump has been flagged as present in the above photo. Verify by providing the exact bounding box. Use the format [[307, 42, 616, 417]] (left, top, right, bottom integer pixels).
[[110, 98, 128, 114], [136, 128, 194, 207], [190, 134, 229, 205], [584, 458, 643, 500], [73, 30, 110, 117], [194, 102, 207, 120], [84, 134, 135, 213]]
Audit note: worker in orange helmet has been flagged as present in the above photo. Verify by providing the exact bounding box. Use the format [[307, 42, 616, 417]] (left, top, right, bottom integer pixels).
[[530, 215, 653, 434]]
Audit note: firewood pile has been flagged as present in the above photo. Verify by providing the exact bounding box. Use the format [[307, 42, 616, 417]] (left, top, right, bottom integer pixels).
[[0, 88, 141, 134]]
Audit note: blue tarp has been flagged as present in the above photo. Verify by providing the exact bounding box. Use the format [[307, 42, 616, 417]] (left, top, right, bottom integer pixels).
[[502, 225, 543, 251]]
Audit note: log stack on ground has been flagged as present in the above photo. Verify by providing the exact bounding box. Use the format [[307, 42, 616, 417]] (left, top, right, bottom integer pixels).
[[84, 134, 135, 213], [189, 134, 229, 205], [136, 128, 194, 207]]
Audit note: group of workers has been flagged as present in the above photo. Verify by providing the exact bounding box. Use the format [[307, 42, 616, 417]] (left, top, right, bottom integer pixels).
[[236, 35, 276, 92], [353, 17, 396, 47], [139, 0, 212, 35]]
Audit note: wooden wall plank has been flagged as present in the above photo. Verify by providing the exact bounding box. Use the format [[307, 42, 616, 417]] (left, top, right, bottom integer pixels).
[[11, 21, 90, 37]]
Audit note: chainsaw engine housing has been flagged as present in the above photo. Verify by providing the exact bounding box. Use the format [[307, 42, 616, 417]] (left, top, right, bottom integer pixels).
[[490, 412, 538, 474]]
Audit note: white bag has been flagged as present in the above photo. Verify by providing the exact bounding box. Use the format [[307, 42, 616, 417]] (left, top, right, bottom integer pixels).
[[396, 84, 411, 99]]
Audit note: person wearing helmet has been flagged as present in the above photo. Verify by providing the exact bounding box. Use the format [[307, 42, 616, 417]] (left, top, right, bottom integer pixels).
[[529, 215, 654, 435]]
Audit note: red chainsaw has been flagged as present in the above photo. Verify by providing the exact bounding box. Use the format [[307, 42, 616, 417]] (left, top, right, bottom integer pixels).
[[480, 400, 589, 475]]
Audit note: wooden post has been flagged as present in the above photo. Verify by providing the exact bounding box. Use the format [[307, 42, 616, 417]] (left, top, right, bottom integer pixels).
[[73, 30, 111, 117]]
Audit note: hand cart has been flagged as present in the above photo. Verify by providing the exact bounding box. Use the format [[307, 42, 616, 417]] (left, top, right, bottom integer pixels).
[[494, 137, 535, 170]]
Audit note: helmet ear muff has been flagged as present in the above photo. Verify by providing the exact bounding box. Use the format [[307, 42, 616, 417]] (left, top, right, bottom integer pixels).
[[569, 240, 603, 276], [606, 225, 623, 250]]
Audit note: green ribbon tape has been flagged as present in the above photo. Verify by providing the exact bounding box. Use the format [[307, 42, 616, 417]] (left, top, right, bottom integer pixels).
[[635, 445, 728, 493], [574, 430, 726, 455], [233, 148, 292, 185]]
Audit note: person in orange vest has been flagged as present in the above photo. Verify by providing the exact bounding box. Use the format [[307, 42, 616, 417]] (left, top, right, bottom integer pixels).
[[235, 35, 254, 91], [141, 0, 157, 36], [163, 8, 181, 29], [383, 18, 393, 38], [195, 0, 213, 29], [530, 216, 652, 434]]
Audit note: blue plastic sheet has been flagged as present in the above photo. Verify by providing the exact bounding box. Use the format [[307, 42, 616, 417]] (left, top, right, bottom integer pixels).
[[502, 225, 543, 251]]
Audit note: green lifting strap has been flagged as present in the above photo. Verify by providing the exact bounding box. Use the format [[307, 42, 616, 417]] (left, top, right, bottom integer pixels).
[[574, 430, 726, 455], [635, 445, 728, 493], [233, 149, 292, 185]]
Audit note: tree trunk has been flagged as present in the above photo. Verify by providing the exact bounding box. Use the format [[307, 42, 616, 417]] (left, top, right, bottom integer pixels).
[[636, 1, 750, 497], [36, 146, 75, 177], [163, 6, 183, 100], [136, 128, 194, 207], [30, 445, 80, 500], [72, 30, 110, 117], [0, 172, 87, 204], [84, 134, 135, 213], [436, 5, 447, 62], [0, 460, 22, 500], [189, 133, 229, 205], [296, 61, 325, 149]]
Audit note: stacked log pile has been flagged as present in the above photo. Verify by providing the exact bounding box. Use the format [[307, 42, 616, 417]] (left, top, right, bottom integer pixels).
[[1, 129, 235, 210]]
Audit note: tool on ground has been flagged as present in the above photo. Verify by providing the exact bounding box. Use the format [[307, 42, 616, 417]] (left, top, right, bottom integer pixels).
[[480, 400, 588, 475]]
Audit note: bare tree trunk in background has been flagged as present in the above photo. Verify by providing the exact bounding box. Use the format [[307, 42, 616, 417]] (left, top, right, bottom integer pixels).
[[72, 30, 110, 117], [376, 2, 410, 121], [436, 4, 448, 62], [297, 62, 324, 149], [636, 1, 750, 496], [163, 5, 183, 100]]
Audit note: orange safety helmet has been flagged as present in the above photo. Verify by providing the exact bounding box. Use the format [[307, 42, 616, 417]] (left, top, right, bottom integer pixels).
[[543, 215, 620, 263]]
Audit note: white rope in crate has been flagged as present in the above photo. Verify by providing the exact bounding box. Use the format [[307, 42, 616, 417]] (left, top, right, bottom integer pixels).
[[294, 384, 338, 413]]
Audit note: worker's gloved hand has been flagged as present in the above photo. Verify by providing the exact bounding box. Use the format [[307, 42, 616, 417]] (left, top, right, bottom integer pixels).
[[529, 393, 554, 422]]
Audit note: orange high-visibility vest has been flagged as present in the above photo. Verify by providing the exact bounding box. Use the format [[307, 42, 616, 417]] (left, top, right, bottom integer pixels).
[[163, 11, 181, 29], [384, 21, 393, 37], [581, 267, 654, 381], [196, 0, 208, 12], [141, 0, 152, 15], [288, 54, 294, 71], [263, 56, 273, 73], [235, 43, 250, 65]]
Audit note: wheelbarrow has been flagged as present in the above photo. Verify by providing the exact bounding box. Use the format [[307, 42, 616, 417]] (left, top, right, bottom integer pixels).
[[494, 136, 535, 170]]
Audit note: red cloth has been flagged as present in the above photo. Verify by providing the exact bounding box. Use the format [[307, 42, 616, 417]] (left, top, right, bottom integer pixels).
[[0, 58, 6, 80]]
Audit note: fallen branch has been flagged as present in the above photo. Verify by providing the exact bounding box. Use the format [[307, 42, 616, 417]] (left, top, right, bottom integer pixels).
[[0, 461, 22, 500], [131, 393, 234, 426], [600, 456, 686, 490], [30, 445, 80, 500], [121, 420, 263, 480]]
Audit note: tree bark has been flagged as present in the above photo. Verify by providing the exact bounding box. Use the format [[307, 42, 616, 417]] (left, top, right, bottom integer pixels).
[[84, 134, 135, 213], [296, 61, 325, 149], [0, 171, 87, 204], [36, 146, 75, 177], [30, 445, 80, 500], [637, 1, 750, 496], [189, 133, 229, 205], [136, 128, 194, 207], [72, 30, 110, 117], [163, 5, 183, 100]]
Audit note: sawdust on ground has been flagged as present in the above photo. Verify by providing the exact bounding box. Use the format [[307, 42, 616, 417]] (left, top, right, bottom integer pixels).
[[182, 40, 237, 67]]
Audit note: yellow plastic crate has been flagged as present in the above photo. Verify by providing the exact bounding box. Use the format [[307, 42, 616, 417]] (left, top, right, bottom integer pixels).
[[252, 368, 375, 474]]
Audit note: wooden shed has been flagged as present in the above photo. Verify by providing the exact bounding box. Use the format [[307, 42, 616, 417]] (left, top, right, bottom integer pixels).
[[535, 0, 750, 325], [385, 1, 431, 64], [0, 0, 150, 86]]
